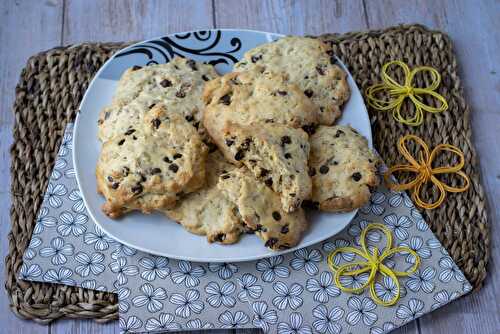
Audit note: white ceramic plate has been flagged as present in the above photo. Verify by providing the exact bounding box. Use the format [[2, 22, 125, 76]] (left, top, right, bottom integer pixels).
[[73, 29, 372, 262]]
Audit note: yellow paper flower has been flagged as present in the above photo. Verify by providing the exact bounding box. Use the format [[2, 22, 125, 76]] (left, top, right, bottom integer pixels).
[[366, 60, 448, 126], [327, 223, 420, 306], [385, 135, 470, 210]]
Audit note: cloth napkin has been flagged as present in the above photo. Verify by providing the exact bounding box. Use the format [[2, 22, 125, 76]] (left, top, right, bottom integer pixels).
[[20, 124, 472, 333]]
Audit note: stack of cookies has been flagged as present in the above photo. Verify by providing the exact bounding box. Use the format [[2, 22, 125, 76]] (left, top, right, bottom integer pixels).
[[96, 37, 379, 251]]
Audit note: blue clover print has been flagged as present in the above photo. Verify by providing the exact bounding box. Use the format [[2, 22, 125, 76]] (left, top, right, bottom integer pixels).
[[75, 251, 105, 277], [51, 158, 67, 180], [19, 263, 42, 280], [205, 281, 236, 308], [431, 290, 460, 310], [46, 183, 68, 208], [208, 262, 238, 279], [139, 256, 170, 281], [360, 191, 386, 216], [39, 236, 74, 265], [116, 287, 131, 313], [438, 257, 466, 283], [396, 298, 425, 324], [346, 296, 378, 326], [112, 243, 137, 259], [57, 211, 87, 237], [84, 225, 115, 251], [370, 322, 396, 334], [23, 236, 42, 260], [132, 283, 167, 313], [218, 310, 250, 329], [119, 316, 142, 334], [278, 312, 312, 334], [109, 257, 139, 285], [290, 248, 323, 276], [373, 275, 399, 304], [312, 304, 344, 334], [306, 271, 340, 303], [237, 273, 263, 302], [383, 213, 412, 240], [251, 301, 278, 332], [399, 236, 432, 263], [256, 255, 290, 282], [272, 281, 304, 310], [68, 189, 86, 213], [145, 313, 181, 331], [81, 279, 107, 291], [58, 131, 72, 157], [42, 267, 75, 285], [33, 207, 57, 234], [186, 318, 214, 329], [169, 289, 204, 318], [170, 261, 206, 288], [406, 266, 436, 293]]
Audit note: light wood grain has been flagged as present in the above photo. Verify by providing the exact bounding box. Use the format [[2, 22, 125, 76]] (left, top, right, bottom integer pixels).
[[0, 0, 498, 333], [0, 0, 63, 333]]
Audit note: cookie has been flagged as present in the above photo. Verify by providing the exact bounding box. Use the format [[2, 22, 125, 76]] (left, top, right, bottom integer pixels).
[[308, 125, 379, 212], [96, 104, 208, 218], [221, 122, 311, 213], [220, 168, 308, 250], [165, 150, 245, 244], [234, 36, 350, 125], [202, 68, 321, 149], [98, 57, 218, 142]]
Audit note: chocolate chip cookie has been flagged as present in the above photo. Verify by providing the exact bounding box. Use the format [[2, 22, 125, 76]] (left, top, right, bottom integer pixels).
[[96, 104, 208, 218], [98, 57, 218, 142], [308, 125, 379, 212], [221, 122, 311, 213], [234, 36, 350, 125]]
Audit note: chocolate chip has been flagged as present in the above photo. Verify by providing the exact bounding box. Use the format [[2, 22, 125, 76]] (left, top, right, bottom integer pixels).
[[202, 74, 210, 81], [150, 168, 161, 175], [185, 115, 194, 122], [251, 54, 262, 63], [221, 174, 230, 179], [175, 91, 186, 98], [281, 136, 291, 145], [132, 65, 142, 71], [118, 139, 125, 146], [131, 184, 143, 194], [368, 159, 373, 163], [207, 142, 218, 153], [234, 150, 245, 161], [149, 103, 156, 109], [107, 176, 114, 182], [265, 178, 273, 187], [163, 156, 172, 163], [122, 166, 130, 176], [302, 124, 317, 135], [160, 79, 172, 87], [281, 225, 289, 234], [308, 167, 316, 176], [124, 128, 136, 135], [319, 165, 329, 174], [304, 89, 314, 98], [265, 238, 278, 249], [104, 111, 111, 120], [260, 169, 269, 178], [193, 121, 200, 129], [219, 94, 231, 105], [352, 172, 362, 181], [316, 65, 326, 75], [255, 224, 264, 232], [301, 200, 319, 210], [240, 137, 252, 150], [186, 59, 197, 71], [173, 153, 182, 159], [139, 173, 147, 182], [97, 119, 103, 125], [151, 118, 161, 129], [111, 182, 120, 189], [169, 164, 179, 173], [272, 211, 281, 221], [214, 233, 226, 242], [278, 244, 291, 250], [335, 129, 345, 137], [284, 153, 292, 159], [225, 139, 234, 146], [265, 119, 274, 123], [330, 56, 338, 65], [277, 90, 287, 96], [289, 193, 296, 197], [132, 135, 137, 140]]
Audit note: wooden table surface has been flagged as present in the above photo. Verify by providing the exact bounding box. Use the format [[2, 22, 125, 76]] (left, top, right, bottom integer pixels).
[[1, 0, 498, 333]]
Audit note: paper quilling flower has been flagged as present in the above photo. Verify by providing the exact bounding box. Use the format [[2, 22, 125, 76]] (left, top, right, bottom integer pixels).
[[327, 223, 420, 306], [366, 60, 448, 126], [384, 135, 470, 210]]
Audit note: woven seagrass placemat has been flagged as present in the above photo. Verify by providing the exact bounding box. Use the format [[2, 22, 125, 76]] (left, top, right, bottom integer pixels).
[[5, 24, 490, 323]]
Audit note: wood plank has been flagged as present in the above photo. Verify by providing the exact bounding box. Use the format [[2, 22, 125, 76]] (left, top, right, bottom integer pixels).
[[364, 0, 500, 333], [62, 0, 213, 44], [0, 0, 63, 333], [215, 0, 367, 35]]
